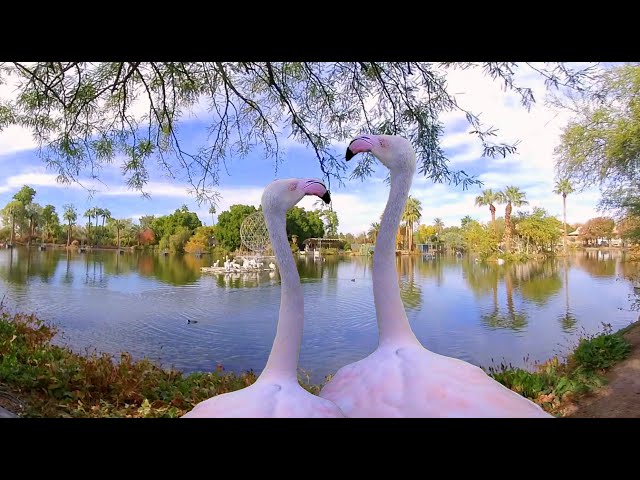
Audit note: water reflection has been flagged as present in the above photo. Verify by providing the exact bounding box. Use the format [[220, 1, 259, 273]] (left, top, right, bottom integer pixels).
[[0, 246, 637, 383]]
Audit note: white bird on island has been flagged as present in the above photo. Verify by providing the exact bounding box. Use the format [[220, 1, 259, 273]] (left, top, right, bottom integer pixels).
[[213, 260, 220, 268], [269, 262, 276, 270], [319, 134, 552, 418], [182, 178, 344, 418]]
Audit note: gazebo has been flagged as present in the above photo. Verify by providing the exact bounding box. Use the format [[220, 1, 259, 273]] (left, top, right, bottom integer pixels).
[[302, 237, 343, 251]]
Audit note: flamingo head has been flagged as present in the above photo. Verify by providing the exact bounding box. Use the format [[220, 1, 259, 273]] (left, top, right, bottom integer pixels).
[[262, 178, 331, 213], [345, 134, 415, 173]]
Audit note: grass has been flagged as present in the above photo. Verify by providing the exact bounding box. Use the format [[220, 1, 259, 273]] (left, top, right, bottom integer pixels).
[[0, 305, 320, 418], [485, 322, 632, 414], [0, 303, 633, 417]]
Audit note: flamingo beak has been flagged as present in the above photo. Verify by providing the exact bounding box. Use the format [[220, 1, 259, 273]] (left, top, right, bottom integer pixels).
[[302, 180, 331, 204], [346, 136, 374, 161]]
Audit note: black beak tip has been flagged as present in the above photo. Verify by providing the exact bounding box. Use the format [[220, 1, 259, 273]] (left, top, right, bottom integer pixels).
[[345, 148, 354, 162], [321, 190, 332, 204]]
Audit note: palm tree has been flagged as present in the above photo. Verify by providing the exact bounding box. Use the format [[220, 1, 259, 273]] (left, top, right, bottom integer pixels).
[[402, 195, 422, 251], [24, 203, 43, 247], [5, 200, 24, 246], [83, 208, 95, 246], [501, 186, 529, 252], [434, 218, 444, 234], [209, 205, 216, 226], [63, 204, 77, 246], [100, 208, 111, 228], [368, 222, 381, 243], [109, 218, 125, 249], [553, 179, 574, 255], [474, 189, 502, 226]]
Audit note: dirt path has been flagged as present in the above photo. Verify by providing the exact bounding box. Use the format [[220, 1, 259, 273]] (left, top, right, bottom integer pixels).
[[563, 320, 640, 418]]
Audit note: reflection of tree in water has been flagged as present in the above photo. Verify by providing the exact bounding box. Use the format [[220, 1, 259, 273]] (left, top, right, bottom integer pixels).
[[413, 256, 444, 286], [398, 257, 422, 310], [576, 252, 617, 277], [557, 258, 578, 332], [480, 268, 528, 331], [461, 259, 501, 298], [518, 260, 562, 307], [83, 253, 108, 287], [63, 251, 73, 285], [399, 278, 422, 310], [0, 247, 60, 284], [135, 253, 204, 286], [461, 260, 527, 331]]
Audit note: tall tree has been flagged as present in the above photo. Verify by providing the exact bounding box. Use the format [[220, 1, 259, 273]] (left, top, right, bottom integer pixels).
[[24, 203, 43, 246], [553, 179, 575, 255], [555, 64, 640, 228], [501, 186, 529, 252], [434, 218, 445, 235], [2, 200, 24, 245], [40, 205, 61, 243], [63, 204, 77, 246], [368, 222, 381, 243], [402, 195, 422, 251], [209, 205, 216, 226], [474, 188, 503, 226], [0, 62, 599, 203], [12, 185, 36, 205]]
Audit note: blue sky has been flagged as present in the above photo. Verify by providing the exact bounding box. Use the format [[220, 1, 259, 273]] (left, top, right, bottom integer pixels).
[[0, 63, 604, 234]]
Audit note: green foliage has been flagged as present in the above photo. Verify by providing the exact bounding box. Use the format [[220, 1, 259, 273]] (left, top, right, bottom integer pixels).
[[515, 207, 562, 251], [286, 206, 325, 247], [12, 185, 36, 205], [150, 205, 202, 242], [215, 204, 258, 251], [462, 220, 500, 260], [555, 64, 640, 225], [439, 226, 464, 250], [487, 322, 632, 413], [573, 328, 631, 371], [317, 208, 339, 237]]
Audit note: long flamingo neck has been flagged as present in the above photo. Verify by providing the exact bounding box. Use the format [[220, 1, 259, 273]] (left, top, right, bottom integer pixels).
[[373, 168, 419, 347], [259, 209, 303, 382]]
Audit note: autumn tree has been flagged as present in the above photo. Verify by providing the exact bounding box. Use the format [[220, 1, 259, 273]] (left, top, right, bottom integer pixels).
[[580, 217, 615, 245], [617, 216, 640, 243]]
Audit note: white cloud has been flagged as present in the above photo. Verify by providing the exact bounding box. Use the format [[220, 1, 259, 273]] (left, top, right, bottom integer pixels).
[[0, 172, 72, 193], [0, 125, 38, 156]]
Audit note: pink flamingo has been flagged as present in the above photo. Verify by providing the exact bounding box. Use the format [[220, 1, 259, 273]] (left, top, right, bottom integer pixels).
[[319, 134, 552, 418], [183, 178, 345, 418]]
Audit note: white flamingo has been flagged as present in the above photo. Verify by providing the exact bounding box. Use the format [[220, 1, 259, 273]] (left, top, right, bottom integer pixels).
[[319, 134, 551, 418], [183, 178, 343, 418]]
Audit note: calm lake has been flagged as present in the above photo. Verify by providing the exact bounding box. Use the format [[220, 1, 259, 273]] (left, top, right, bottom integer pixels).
[[1, 247, 638, 383]]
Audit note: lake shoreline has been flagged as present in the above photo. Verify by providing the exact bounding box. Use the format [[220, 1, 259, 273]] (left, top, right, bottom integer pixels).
[[1, 306, 637, 418]]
